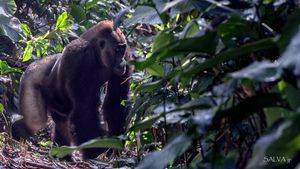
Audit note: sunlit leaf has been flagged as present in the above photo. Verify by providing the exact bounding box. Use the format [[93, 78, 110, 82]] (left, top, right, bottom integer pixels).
[[55, 11, 69, 31], [230, 61, 282, 82], [20, 23, 31, 37], [154, 0, 186, 13], [22, 40, 33, 61], [0, 60, 21, 74]]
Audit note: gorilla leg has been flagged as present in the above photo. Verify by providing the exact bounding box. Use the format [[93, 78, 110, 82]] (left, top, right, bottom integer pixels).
[[51, 112, 72, 147], [51, 111, 73, 160], [71, 107, 105, 159], [102, 70, 130, 136]]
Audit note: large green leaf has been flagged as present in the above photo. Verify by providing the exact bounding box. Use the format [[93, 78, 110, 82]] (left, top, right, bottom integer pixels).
[[124, 6, 162, 26], [277, 81, 300, 111], [137, 134, 192, 169], [55, 12, 69, 31], [0, 60, 21, 74], [0, 0, 17, 16], [230, 61, 282, 82], [50, 138, 123, 158], [70, 4, 86, 23], [132, 31, 218, 70], [154, 0, 186, 13], [246, 121, 292, 169], [182, 37, 277, 76], [247, 114, 300, 169], [0, 14, 20, 42], [217, 14, 258, 47]]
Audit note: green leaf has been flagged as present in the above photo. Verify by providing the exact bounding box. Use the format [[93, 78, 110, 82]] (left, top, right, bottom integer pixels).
[[247, 121, 292, 169], [146, 64, 165, 77], [0, 60, 21, 74], [135, 80, 162, 93], [50, 138, 123, 158], [278, 81, 300, 111], [182, 37, 277, 77], [70, 4, 86, 23], [129, 115, 161, 132], [132, 31, 218, 70], [84, 0, 100, 10], [278, 9, 300, 51], [279, 30, 300, 79], [181, 21, 200, 38], [34, 37, 49, 57], [230, 61, 282, 82], [154, 0, 186, 13], [0, 14, 21, 42], [55, 11, 68, 31], [264, 107, 293, 126], [20, 23, 31, 37], [50, 146, 75, 158], [0, 0, 17, 16], [124, 6, 162, 27], [22, 40, 33, 61], [0, 103, 4, 112], [217, 14, 258, 47], [248, 113, 300, 168], [137, 134, 192, 169], [152, 31, 176, 52]]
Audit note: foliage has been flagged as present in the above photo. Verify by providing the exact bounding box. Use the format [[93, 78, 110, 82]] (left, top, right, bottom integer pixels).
[[1, 0, 300, 168]]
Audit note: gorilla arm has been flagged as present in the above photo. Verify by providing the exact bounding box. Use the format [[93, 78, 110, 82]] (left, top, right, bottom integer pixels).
[[102, 65, 130, 136]]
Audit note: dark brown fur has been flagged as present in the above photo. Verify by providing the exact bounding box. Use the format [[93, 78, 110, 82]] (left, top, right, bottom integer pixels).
[[16, 21, 130, 159]]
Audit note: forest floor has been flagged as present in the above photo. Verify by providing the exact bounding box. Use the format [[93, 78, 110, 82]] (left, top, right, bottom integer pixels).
[[0, 132, 136, 169]]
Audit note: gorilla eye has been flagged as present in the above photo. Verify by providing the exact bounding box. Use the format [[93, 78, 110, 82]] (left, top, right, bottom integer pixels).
[[99, 40, 105, 49]]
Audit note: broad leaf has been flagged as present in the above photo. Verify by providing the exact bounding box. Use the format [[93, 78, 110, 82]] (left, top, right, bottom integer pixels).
[[0, 0, 17, 16], [132, 31, 218, 70], [0, 60, 21, 74], [230, 61, 282, 82], [20, 23, 31, 38], [0, 14, 21, 41], [183, 37, 277, 76], [137, 134, 192, 169], [22, 40, 33, 61], [70, 5, 86, 23], [55, 12, 69, 31], [50, 138, 123, 158], [124, 6, 162, 26]]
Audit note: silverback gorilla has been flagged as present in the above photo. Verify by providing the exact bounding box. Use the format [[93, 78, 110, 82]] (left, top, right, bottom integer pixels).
[[18, 21, 130, 159]]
